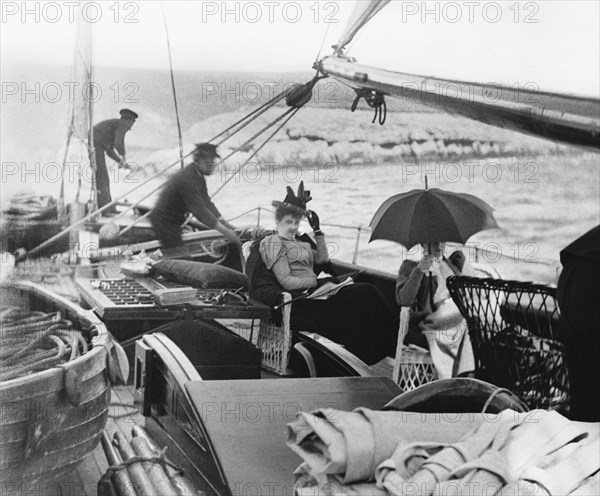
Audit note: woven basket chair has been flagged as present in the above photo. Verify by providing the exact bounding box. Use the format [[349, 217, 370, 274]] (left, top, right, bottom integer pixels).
[[392, 307, 436, 391], [447, 275, 569, 412]]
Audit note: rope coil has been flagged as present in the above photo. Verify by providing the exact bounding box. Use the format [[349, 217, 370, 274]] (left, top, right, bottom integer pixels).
[[0, 309, 88, 382], [351, 88, 387, 125]]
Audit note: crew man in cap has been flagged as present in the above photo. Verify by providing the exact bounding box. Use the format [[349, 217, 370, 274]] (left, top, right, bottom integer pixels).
[[149, 143, 240, 253], [93, 108, 138, 214]]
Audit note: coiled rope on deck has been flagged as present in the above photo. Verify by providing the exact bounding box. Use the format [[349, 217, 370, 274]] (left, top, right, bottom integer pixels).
[[0, 308, 88, 382]]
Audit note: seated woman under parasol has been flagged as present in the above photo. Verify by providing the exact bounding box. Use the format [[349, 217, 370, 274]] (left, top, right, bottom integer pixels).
[[396, 242, 476, 378], [370, 183, 500, 378]]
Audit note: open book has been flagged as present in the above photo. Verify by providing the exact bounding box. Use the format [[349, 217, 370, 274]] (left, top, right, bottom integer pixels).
[[307, 276, 354, 300]]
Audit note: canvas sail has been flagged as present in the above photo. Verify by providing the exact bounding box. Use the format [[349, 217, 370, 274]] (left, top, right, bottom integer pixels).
[[59, 7, 95, 211], [334, 0, 390, 53]]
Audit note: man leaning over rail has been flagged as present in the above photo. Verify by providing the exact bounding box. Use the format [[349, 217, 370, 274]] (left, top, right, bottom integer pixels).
[[149, 143, 240, 254]]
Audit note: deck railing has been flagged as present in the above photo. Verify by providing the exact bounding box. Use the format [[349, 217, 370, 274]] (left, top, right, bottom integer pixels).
[[229, 206, 563, 283]]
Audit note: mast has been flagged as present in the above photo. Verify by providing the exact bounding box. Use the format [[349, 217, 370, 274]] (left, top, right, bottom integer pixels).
[[88, 20, 97, 212]]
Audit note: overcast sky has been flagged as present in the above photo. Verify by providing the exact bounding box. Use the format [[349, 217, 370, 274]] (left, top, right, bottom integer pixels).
[[2, 1, 599, 95]]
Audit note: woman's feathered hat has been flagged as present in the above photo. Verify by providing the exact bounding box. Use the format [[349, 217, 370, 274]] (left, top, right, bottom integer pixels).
[[272, 181, 312, 216]]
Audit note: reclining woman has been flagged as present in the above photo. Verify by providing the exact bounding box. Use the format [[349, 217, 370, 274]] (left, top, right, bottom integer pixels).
[[248, 184, 399, 365]]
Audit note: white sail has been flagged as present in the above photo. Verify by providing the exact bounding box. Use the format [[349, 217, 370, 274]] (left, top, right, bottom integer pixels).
[[334, 0, 390, 53], [59, 6, 95, 210], [69, 14, 94, 142]]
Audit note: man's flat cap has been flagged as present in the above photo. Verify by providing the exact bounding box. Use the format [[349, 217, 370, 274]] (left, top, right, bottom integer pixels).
[[194, 142, 220, 158], [119, 108, 139, 120]]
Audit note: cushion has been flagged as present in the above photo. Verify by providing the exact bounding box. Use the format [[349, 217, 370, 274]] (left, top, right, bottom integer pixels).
[[153, 260, 248, 289]]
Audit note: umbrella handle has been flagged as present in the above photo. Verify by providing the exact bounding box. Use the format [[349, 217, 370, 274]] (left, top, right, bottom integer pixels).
[[428, 271, 435, 310]]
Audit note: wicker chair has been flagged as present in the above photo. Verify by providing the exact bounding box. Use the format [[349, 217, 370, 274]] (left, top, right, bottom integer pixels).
[[447, 275, 570, 412], [241, 242, 293, 374], [392, 307, 436, 390]]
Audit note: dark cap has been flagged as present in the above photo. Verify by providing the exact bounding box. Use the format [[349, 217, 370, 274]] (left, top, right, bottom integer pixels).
[[119, 108, 139, 120], [194, 142, 220, 158]]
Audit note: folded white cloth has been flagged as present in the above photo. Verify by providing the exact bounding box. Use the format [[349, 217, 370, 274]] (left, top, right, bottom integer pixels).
[[287, 408, 486, 494], [376, 411, 518, 495], [374, 409, 598, 496], [287, 408, 599, 496]]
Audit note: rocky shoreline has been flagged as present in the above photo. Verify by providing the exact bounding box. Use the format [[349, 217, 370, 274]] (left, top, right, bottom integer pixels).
[[141, 107, 574, 174]]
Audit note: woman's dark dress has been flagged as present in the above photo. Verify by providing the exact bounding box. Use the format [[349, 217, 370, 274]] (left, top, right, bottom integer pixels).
[[247, 234, 399, 365]]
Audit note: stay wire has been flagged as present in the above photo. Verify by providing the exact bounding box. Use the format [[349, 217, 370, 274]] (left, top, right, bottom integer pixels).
[[161, 6, 185, 170], [115, 95, 296, 237], [314, 21, 333, 65], [110, 90, 290, 235], [211, 106, 302, 198], [211, 91, 288, 146]]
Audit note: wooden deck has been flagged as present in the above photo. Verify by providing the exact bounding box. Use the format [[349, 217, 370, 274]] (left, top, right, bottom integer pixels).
[[23, 357, 394, 496]]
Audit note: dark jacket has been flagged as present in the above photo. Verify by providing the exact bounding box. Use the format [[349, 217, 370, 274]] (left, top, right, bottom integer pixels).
[[93, 118, 131, 162], [150, 163, 222, 230], [560, 225, 600, 265]]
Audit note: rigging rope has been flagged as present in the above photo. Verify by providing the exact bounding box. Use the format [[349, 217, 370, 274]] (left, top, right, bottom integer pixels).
[[26, 76, 316, 255], [314, 21, 333, 66], [116, 76, 321, 235], [211, 75, 324, 198], [106, 88, 292, 238], [161, 7, 185, 170], [212, 106, 302, 198], [107, 89, 289, 230]]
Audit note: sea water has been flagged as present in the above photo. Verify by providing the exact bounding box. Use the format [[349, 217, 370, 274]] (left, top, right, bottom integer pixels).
[[107, 152, 598, 285]]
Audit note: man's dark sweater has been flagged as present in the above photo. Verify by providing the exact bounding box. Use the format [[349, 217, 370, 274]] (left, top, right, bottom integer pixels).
[[150, 164, 222, 248], [94, 118, 130, 162]]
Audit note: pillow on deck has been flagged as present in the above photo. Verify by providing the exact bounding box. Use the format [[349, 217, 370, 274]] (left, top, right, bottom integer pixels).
[[153, 260, 248, 289]]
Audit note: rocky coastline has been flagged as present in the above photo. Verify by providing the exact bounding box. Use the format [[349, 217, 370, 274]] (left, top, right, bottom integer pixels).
[[143, 107, 573, 174]]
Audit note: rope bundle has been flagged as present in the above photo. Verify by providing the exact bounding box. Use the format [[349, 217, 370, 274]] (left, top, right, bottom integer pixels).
[[0, 308, 88, 382], [3, 194, 58, 221]]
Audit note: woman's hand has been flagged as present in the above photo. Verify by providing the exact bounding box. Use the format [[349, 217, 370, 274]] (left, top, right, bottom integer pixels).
[[307, 210, 321, 232], [417, 255, 435, 273]]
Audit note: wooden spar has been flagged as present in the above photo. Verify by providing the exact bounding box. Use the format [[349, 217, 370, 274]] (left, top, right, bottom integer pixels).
[[100, 432, 137, 496], [131, 426, 200, 496], [130, 437, 178, 496], [318, 56, 600, 152], [113, 432, 157, 496]]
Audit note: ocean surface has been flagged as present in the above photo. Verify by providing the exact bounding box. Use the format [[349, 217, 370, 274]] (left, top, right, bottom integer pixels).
[[2, 66, 599, 284], [7, 150, 592, 285], [127, 153, 598, 285]]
